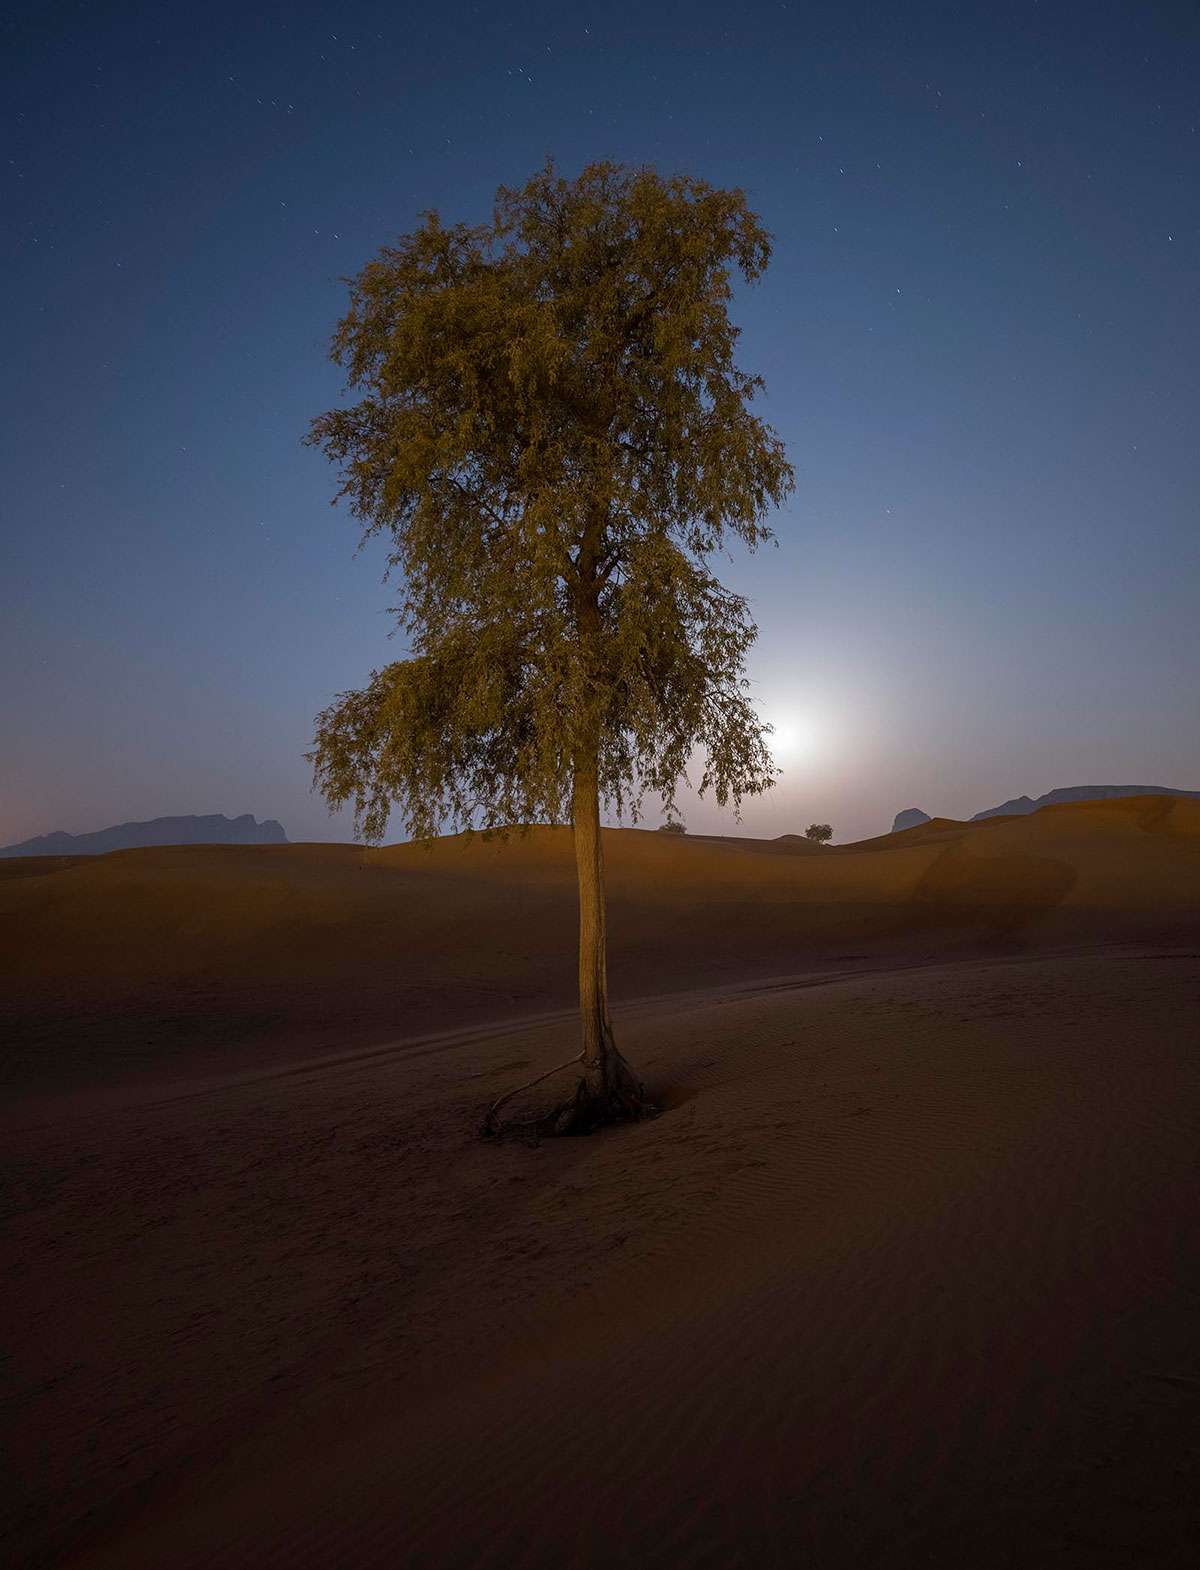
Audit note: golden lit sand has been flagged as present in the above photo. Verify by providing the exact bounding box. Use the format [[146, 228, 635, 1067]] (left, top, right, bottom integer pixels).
[[3, 795, 1197, 1102], [2, 797, 1198, 1565]]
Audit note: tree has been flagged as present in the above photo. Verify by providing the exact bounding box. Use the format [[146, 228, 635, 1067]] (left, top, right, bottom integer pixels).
[[658, 819, 688, 834], [805, 823, 833, 844], [305, 160, 795, 1133]]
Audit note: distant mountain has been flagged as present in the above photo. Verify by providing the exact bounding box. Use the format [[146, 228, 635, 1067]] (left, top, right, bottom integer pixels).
[[0, 813, 288, 858], [891, 808, 932, 833], [970, 785, 1200, 821]]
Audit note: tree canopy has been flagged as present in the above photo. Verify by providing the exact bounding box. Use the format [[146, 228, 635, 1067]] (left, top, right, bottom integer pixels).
[[306, 160, 794, 846]]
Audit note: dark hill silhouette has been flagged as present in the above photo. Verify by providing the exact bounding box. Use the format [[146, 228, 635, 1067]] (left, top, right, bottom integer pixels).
[[891, 808, 932, 833], [0, 813, 287, 858], [970, 784, 1200, 821]]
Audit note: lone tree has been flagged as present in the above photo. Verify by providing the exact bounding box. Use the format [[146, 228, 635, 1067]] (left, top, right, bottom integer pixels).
[[306, 160, 794, 1133], [805, 823, 833, 844]]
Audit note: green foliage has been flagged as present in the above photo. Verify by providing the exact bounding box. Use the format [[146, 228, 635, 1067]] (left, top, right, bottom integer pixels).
[[306, 160, 795, 844], [658, 818, 688, 834], [805, 823, 833, 843]]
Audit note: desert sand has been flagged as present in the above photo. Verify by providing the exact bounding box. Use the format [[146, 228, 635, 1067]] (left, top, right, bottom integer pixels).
[[2, 796, 1198, 1566]]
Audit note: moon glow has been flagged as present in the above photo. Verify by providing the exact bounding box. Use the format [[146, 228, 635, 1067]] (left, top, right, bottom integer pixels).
[[768, 713, 824, 763]]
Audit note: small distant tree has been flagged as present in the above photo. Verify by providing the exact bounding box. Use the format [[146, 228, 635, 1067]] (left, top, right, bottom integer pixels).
[[658, 819, 688, 835], [305, 160, 794, 1133], [805, 823, 833, 844]]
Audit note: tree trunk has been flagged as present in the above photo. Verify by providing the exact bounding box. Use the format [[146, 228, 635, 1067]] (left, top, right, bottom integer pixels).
[[552, 759, 650, 1133]]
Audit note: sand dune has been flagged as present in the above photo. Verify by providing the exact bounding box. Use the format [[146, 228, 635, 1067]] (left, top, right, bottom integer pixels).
[[2, 797, 1199, 1566], [2, 794, 1197, 1100]]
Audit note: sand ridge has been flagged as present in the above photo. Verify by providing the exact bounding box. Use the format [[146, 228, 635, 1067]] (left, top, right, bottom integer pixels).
[[2, 795, 1197, 1101]]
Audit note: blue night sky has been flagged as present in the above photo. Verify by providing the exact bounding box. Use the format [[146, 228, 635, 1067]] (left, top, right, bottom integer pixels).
[[3, 0, 1197, 847]]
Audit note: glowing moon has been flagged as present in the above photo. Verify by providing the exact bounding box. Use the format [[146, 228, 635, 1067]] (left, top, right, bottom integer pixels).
[[768, 713, 824, 762]]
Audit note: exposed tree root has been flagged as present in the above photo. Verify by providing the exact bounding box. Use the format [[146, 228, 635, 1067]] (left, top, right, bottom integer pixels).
[[481, 1055, 583, 1137], [482, 1049, 658, 1139], [547, 1070, 659, 1136]]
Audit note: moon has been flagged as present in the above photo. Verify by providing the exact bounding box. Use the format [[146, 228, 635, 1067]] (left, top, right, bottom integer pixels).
[[768, 712, 824, 762]]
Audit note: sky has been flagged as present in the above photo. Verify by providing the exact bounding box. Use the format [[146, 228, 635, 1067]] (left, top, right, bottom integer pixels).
[[2, 0, 1198, 848]]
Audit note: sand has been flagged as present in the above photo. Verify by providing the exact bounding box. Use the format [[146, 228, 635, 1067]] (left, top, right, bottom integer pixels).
[[2, 796, 1198, 1566]]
